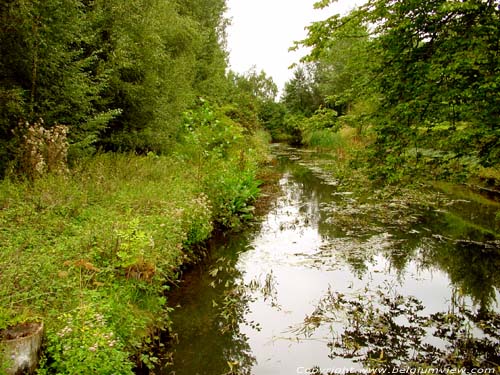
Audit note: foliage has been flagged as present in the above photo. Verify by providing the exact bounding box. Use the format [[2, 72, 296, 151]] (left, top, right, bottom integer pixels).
[[294, 15, 373, 120], [296, 287, 500, 372], [284, 0, 499, 183], [0, 130, 268, 372], [366, 0, 499, 179], [300, 107, 339, 148], [281, 65, 321, 117], [258, 100, 287, 141], [0, 0, 109, 175], [38, 302, 135, 375], [176, 99, 268, 229], [228, 67, 278, 103], [0, 0, 231, 175], [210, 169, 262, 229], [223, 68, 278, 132], [302, 129, 343, 151], [281, 113, 307, 145], [94, 0, 201, 152], [477, 165, 500, 189], [180, 98, 244, 160], [0, 0, 275, 371]]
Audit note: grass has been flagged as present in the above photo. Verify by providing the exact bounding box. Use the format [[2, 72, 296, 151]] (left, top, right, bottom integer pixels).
[[303, 128, 346, 151], [0, 130, 270, 373], [301, 126, 373, 188]]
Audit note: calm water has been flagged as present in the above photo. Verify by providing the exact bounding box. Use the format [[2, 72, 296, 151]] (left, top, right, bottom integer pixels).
[[163, 146, 500, 375]]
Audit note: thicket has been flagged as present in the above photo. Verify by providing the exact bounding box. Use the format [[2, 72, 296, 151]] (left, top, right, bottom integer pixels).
[[0, 0, 279, 372], [271, 0, 499, 186], [0, 101, 271, 373], [0, 0, 229, 175]]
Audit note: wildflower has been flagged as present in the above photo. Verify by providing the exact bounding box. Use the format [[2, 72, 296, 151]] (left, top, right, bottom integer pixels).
[[95, 313, 104, 323], [57, 326, 73, 337]]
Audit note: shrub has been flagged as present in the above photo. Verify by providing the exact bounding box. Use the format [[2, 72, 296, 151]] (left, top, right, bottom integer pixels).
[[13, 118, 69, 179], [39, 302, 135, 375], [0, 107, 270, 371]]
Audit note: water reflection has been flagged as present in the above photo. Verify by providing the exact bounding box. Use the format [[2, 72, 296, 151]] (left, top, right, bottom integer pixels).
[[164, 234, 256, 375], [425, 241, 500, 309], [164, 146, 499, 375]]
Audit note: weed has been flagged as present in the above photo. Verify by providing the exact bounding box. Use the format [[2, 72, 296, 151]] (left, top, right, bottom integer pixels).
[[38, 301, 135, 374], [13, 118, 69, 179], [0, 101, 270, 372]]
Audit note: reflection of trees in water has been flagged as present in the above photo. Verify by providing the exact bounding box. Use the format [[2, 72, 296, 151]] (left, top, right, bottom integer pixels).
[[281, 148, 500, 370], [166, 149, 500, 374], [309, 176, 500, 309], [423, 240, 500, 311], [337, 232, 500, 310], [291, 286, 500, 372], [282, 155, 343, 228], [165, 235, 256, 375]]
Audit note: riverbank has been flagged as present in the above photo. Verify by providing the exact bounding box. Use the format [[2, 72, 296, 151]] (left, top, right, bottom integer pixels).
[[163, 145, 500, 375], [295, 124, 499, 235], [0, 130, 271, 373]]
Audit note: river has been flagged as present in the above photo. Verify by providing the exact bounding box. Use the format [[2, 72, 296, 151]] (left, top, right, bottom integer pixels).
[[162, 145, 500, 375]]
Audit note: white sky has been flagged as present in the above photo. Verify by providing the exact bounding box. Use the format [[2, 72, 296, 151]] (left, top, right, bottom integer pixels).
[[225, 0, 365, 94]]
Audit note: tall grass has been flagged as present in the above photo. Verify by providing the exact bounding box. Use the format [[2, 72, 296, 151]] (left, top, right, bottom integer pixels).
[[303, 129, 346, 151], [0, 129, 270, 373], [300, 126, 374, 188]]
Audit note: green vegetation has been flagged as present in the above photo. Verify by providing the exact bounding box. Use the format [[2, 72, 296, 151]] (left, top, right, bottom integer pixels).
[[0, 0, 259, 173], [269, 4, 500, 363], [296, 287, 500, 372], [0, 115, 270, 373], [1, 0, 498, 371], [267, 0, 499, 186], [0, 0, 278, 372]]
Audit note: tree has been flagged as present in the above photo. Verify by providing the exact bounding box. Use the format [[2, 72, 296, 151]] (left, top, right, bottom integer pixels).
[[258, 100, 287, 141], [223, 68, 278, 131], [300, 20, 373, 117], [93, 0, 233, 153], [281, 65, 321, 116], [294, 0, 500, 180], [0, 0, 112, 172], [176, 0, 230, 99], [93, 0, 201, 152], [365, 0, 499, 170]]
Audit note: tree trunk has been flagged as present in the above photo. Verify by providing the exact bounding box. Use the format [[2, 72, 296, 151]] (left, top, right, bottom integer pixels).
[[1, 322, 44, 375]]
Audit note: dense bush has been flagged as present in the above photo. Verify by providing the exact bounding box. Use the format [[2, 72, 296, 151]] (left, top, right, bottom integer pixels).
[[279, 0, 499, 184], [0, 0, 229, 175], [0, 98, 270, 372]]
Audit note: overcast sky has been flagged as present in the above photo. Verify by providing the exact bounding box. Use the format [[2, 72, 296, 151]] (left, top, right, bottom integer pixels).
[[225, 0, 365, 94]]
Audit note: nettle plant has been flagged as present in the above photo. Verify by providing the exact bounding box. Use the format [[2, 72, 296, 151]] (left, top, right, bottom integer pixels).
[[14, 118, 69, 179]]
